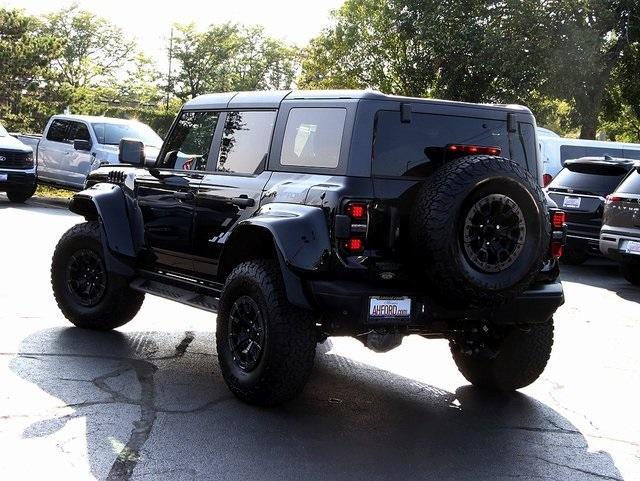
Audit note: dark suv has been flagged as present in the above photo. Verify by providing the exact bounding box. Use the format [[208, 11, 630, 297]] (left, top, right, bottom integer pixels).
[[600, 165, 640, 284], [546, 157, 638, 265], [0, 122, 36, 203], [50, 90, 565, 405]]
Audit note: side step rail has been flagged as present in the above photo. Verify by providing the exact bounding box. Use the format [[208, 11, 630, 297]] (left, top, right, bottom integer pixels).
[[130, 278, 220, 313]]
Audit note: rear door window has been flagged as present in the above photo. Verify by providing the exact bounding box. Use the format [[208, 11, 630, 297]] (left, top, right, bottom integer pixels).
[[617, 170, 640, 194], [46, 120, 70, 143], [216, 111, 276, 174], [373, 111, 508, 177]]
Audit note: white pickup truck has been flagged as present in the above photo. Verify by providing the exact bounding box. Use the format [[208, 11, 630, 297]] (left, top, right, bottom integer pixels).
[[18, 115, 162, 190]]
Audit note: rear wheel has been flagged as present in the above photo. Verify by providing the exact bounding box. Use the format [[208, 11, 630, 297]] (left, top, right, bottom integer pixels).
[[51, 221, 144, 330], [216, 260, 316, 406], [6, 185, 36, 203], [450, 320, 554, 391], [620, 262, 640, 286]]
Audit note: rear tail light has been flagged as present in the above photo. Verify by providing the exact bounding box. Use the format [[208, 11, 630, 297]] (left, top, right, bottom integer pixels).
[[551, 242, 564, 258], [345, 202, 367, 221], [606, 195, 622, 204], [447, 144, 502, 156], [542, 173, 553, 187], [551, 211, 566, 229], [343, 237, 364, 254]]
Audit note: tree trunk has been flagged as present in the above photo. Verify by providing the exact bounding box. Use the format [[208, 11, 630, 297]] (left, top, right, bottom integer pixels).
[[579, 116, 598, 140]]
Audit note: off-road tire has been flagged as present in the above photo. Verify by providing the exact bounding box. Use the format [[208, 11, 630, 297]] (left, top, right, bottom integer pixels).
[[560, 245, 588, 266], [450, 320, 554, 391], [620, 262, 640, 286], [51, 221, 144, 330], [216, 260, 316, 406], [411, 155, 550, 306], [6, 185, 36, 203]]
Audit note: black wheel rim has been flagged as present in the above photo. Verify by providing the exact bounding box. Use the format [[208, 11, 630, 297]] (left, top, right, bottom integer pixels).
[[227, 296, 265, 372], [462, 194, 526, 273], [65, 249, 107, 307]]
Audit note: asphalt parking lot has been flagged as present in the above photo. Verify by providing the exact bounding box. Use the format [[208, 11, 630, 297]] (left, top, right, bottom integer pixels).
[[0, 196, 638, 481]]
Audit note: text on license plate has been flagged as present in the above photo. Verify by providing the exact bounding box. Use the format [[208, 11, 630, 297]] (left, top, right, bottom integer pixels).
[[563, 196, 581, 208], [369, 297, 411, 318], [0, 174, 7, 182], [627, 240, 640, 254]]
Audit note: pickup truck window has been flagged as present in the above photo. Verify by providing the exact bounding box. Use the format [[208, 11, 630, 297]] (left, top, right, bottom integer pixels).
[[69, 122, 91, 143], [47, 119, 70, 143], [159, 111, 220, 171], [216, 111, 276, 175], [281, 108, 346, 168]]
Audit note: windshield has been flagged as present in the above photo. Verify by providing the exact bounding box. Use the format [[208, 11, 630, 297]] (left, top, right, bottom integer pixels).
[[91, 122, 162, 147], [0, 124, 8, 137]]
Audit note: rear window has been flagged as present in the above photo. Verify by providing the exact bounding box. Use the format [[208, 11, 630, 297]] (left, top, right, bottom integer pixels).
[[549, 164, 629, 196], [373, 111, 509, 177], [617, 170, 640, 194]]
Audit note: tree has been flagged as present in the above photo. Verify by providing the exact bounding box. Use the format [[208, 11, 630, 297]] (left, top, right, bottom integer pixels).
[[0, 8, 62, 131], [45, 4, 136, 89], [171, 23, 299, 100]]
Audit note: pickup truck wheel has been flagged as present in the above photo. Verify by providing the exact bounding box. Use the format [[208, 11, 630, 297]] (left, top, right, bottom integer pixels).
[[411, 155, 550, 306], [620, 262, 640, 285], [216, 260, 316, 406], [51, 221, 144, 330], [450, 320, 554, 391], [6, 185, 36, 203]]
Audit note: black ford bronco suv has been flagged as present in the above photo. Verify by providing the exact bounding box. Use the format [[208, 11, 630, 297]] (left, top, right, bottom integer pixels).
[[51, 90, 566, 405]]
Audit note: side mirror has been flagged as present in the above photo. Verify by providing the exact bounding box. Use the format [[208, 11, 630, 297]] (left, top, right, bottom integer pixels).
[[73, 139, 91, 151], [119, 138, 145, 166]]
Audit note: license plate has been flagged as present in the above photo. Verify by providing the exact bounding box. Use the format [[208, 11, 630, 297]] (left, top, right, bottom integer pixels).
[[0, 174, 7, 182], [369, 296, 411, 320], [563, 196, 581, 209], [626, 240, 640, 255]]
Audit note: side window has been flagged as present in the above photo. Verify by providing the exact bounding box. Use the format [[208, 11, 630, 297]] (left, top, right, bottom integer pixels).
[[46, 120, 69, 143], [160, 111, 220, 170], [68, 122, 91, 143], [216, 111, 276, 174], [280, 108, 346, 168]]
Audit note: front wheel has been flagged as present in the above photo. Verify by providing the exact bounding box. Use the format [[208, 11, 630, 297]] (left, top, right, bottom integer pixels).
[[51, 221, 144, 330], [450, 320, 554, 391], [6, 185, 36, 203], [216, 260, 317, 406]]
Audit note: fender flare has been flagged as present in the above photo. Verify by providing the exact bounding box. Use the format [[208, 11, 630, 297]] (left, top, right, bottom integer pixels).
[[69, 183, 137, 276], [221, 203, 332, 309]]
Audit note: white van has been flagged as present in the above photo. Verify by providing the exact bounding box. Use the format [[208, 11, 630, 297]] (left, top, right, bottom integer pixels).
[[537, 128, 640, 182]]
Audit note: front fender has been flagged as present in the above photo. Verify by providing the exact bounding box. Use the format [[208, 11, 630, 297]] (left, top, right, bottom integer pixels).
[[238, 202, 332, 272], [69, 183, 136, 257]]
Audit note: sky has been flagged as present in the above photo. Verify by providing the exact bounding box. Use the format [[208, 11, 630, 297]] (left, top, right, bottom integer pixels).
[[3, 0, 345, 67]]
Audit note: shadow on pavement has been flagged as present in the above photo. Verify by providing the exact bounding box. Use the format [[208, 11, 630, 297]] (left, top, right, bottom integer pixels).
[[561, 257, 640, 303], [10, 327, 624, 481]]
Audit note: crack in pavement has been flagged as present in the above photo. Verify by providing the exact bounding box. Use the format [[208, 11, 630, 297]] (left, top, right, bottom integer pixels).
[[533, 455, 624, 481]]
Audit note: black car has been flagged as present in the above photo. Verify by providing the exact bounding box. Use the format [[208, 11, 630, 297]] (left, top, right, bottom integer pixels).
[[49, 90, 565, 405], [0, 123, 36, 203], [600, 166, 640, 285], [546, 156, 638, 265]]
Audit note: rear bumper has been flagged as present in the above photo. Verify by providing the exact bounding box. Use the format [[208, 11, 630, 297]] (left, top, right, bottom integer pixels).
[[308, 278, 564, 331], [600, 228, 640, 263], [0, 169, 36, 192]]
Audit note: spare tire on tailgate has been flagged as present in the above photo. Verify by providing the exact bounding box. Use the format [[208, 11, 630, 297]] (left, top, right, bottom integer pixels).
[[410, 155, 550, 306]]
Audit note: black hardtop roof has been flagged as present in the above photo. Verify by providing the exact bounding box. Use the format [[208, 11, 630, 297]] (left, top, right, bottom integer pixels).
[[182, 89, 532, 114]]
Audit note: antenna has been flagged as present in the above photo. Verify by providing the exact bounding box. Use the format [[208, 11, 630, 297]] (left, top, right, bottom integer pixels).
[[166, 27, 174, 113]]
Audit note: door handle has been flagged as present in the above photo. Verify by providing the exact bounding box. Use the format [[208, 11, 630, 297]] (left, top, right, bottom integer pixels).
[[231, 195, 256, 208], [173, 191, 195, 201]]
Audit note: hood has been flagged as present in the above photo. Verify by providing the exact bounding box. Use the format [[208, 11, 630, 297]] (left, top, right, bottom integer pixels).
[[144, 146, 160, 162], [0, 135, 32, 153]]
